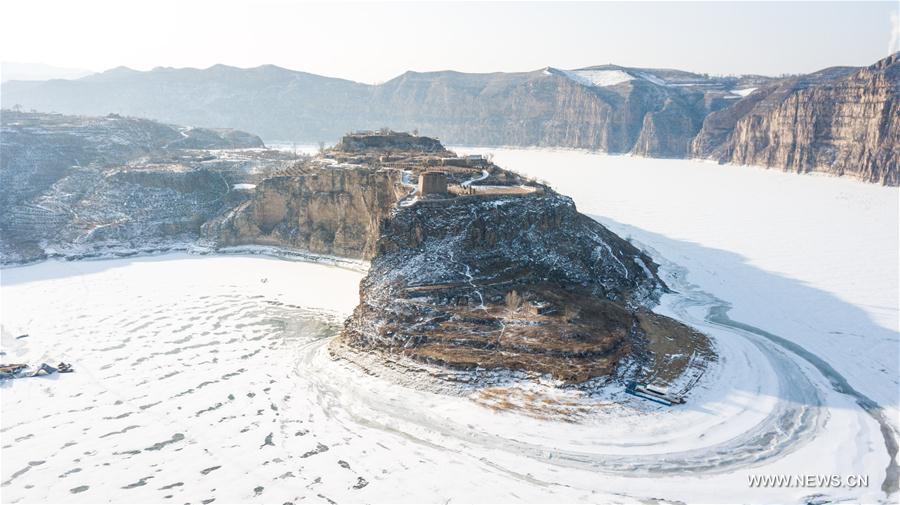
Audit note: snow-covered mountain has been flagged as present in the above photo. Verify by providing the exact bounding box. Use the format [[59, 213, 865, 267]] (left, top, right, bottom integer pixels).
[[2, 55, 897, 183]]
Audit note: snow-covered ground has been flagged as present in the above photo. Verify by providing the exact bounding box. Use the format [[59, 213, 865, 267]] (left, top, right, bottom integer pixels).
[[264, 142, 320, 155], [555, 68, 634, 87], [730, 87, 758, 97], [1, 151, 898, 503]]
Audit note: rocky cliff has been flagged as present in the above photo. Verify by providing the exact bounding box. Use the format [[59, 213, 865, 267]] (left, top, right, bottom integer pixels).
[[340, 191, 672, 382], [5, 57, 896, 183], [0, 111, 295, 263], [1, 124, 709, 386], [693, 54, 898, 184], [0, 64, 770, 157], [203, 167, 404, 259]]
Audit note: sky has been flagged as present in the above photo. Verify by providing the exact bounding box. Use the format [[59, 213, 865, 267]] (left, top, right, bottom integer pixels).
[[1, 0, 897, 83]]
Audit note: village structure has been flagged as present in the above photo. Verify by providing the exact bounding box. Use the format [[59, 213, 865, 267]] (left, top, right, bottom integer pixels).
[[417, 171, 448, 196], [324, 130, 541, 204]]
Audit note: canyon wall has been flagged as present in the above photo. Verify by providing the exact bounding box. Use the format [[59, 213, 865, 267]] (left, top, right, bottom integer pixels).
[[5, 56, 896, 183], [203, 168, 405, 260], [700, 54, 898, 185]]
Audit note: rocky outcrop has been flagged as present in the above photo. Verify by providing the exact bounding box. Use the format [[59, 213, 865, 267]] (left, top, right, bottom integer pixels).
[[690, 90, 772, 158], [693, 54, 899, 184], [632, 96, 704, 158], [336, 130, 446, 153], [340, 190, 669, 382], [1, 124, 708, 386], [203, 167, 405, 259], [0, 111, 295, 264]]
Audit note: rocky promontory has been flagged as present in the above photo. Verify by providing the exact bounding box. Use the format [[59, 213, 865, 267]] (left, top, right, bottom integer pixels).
[[305, 132, 709, 385], [1, 121, 710, 388]]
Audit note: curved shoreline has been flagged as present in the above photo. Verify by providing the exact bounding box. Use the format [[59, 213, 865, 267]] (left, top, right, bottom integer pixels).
[[2, 250, 892, 502], [314, 249, 828, 477], [645, 241, 899, 497], [0, 243, 370, 273]]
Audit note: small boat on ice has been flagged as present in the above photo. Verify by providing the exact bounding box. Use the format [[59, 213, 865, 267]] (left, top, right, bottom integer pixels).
[[626, 381, 685, 406]]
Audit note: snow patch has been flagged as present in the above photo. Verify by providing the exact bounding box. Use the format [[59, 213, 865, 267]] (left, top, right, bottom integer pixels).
[[635, 72, 667, 86], [558, 68, 634, 87], [730, 87, 757, 97]]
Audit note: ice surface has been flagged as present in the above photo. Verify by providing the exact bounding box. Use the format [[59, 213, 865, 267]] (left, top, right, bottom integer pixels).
[[456, 148, 898, 407], [2, 150, 898, 503]]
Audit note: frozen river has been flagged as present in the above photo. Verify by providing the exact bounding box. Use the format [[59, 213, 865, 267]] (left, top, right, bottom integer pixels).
[[1, 152, 898, 503]]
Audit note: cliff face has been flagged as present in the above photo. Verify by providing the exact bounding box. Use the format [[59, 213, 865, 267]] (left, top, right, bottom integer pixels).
[[632, 96, 705, 157], [1, 64, 768, 158], [341, 191, 667, 382], [0, 111, 293, 263], [694, 54, 899, 184], [2, 124, 708, 385], [4, 57, 897, 183], [203, 168, 405, 259], [0, 111, 264, 209]]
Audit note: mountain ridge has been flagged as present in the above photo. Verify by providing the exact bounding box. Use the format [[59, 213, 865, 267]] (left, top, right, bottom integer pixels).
[[3, 54, 896, 184]]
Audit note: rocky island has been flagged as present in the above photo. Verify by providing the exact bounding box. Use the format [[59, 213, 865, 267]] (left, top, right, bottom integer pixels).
[[1, 115, 710, 390]]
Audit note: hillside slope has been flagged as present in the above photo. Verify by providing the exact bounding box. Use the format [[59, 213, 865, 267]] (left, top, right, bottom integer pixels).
[[3, 55, 897, 184]]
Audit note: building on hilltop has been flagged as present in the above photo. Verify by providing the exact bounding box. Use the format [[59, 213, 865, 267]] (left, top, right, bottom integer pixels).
[[336, 130, 444, 153], [441, 154, 487, 168], [418, 171, 448, 196]]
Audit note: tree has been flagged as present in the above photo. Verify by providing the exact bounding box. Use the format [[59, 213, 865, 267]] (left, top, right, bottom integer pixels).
[[505, 290, 522, 312], [318, 141, 326, 154], [413, 128, 419, 136]]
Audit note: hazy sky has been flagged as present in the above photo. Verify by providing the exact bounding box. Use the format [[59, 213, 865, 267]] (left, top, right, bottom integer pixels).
[[2, 1, 897, 83]]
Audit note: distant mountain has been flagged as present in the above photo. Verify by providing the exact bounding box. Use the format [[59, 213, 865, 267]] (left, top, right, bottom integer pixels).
[[2, 55, 897, 184], [1, 62, 94, 83], [0, 63, 771, 152], [1, 65, 372, 141]]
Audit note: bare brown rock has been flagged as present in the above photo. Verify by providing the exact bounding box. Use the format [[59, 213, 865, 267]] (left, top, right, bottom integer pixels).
[[694, 53, 899, 185], [203, 168, 405, 259]]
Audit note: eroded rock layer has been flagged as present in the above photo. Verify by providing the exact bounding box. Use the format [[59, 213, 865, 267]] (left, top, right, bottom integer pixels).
[[2, 120, 707, 385], [341, 191, 671, 382], [203, 168, 404, 259], [693, 54, 898, 184], [0, 111, 296, 263], [4, 55, 896, 183]]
